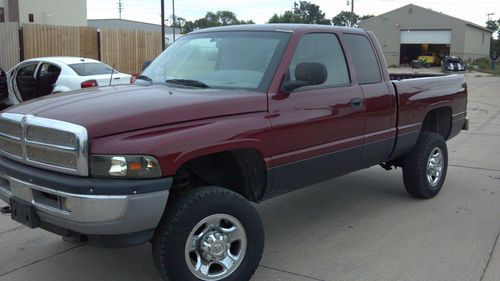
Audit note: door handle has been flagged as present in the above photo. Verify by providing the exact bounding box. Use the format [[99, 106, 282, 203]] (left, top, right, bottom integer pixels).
[[350, 98, 364, 110]]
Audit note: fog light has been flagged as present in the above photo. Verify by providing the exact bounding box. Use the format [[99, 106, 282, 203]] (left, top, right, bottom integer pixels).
[[62, 198, 72, 212]]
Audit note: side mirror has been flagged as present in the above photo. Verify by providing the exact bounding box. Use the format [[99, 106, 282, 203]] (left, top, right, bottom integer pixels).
[[281, 80, 310, 93], [280, 62, 328, 94], [142, 61, 152, 71]]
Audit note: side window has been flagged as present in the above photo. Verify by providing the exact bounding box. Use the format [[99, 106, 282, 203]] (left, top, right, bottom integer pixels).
[[17, 64, 37, 78], [289, 33, 350, 89], [38, 63, 61, 77], [345, 34, 381, 84]]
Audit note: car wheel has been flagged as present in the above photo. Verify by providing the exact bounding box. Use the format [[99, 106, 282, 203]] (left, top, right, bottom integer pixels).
[[152, 186, 264, 281], [403, 132, 448, 199]]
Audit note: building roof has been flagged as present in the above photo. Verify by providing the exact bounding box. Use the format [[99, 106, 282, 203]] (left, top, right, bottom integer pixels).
[[359, 4, 492, 33], [87, 18, 180, 33]]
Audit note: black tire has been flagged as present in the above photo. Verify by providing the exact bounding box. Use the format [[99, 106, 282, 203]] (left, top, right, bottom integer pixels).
[[152, 186, 264, 281], [403, 132, 448, 199]]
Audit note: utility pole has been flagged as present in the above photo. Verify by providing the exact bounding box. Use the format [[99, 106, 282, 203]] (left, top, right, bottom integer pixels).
[[172, 0, 176, 42], [347, 0, 355, 27], [117, 0, 123, 19], [161, 0, 165, 50]]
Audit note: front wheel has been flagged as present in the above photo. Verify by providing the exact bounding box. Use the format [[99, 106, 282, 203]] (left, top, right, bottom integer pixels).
[[403, 132, 448, 199], [152, 186, 264, 281]]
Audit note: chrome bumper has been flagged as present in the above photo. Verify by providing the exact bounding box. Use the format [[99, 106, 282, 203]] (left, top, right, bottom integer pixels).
[[0, 156, 172, 235]]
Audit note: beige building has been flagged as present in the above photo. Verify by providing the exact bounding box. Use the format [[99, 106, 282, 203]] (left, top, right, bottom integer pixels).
[[0, 0, 87, 26], [358, 4, 492, 66]]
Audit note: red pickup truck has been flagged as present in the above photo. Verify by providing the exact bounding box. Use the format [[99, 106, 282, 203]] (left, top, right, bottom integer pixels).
[[0, 24, 467, 281]]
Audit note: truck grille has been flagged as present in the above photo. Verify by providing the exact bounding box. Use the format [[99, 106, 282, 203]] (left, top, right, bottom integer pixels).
[[0, 113, 88, 176]]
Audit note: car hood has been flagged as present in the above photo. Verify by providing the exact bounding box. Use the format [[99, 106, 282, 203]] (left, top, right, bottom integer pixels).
[[5, 85, 268, 138]]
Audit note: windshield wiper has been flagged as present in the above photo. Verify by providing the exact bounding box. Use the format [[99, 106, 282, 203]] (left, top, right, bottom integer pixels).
[[135, 75, 153, 82], [166, 79, 209, 88]]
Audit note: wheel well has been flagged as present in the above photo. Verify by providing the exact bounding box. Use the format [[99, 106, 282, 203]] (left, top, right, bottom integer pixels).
[[421, 107, 452, 140], [170, 149, 267, 202]]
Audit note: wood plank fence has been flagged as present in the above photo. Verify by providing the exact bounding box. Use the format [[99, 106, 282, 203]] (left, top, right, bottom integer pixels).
[[0, 23, 162, 74], [0, 22, 20, 70], [22, 24, 99, 60], [100, 28, 162, 74]]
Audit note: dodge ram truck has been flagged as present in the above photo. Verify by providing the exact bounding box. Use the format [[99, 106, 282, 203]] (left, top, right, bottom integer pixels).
[[0, 24, 468, 281]]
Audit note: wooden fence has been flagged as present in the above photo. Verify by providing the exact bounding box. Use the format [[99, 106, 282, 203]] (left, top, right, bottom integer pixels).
[[0, 22, 20, 70], [0, 23, 162, 74], [100, 28, 162, 74], [23, 24, 99, 60]]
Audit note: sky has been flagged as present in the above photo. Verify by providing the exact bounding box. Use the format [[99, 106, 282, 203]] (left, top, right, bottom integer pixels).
[[87, 0, 500, 29]]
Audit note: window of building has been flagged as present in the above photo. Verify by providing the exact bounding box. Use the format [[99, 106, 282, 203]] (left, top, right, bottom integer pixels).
[[28, 13, 34, 23], [0, 8, 5, 22], [345, 34, 382, 84], [289, 33, 350, 89], [482, 33, 485, 45]]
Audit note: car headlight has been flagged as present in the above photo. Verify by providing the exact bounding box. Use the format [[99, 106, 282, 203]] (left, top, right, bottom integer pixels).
[[90, 155, 162, 178]]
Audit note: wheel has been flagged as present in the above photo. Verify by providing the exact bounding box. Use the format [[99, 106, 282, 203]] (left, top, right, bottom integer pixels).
[[152, 186, 264, 281], [402, 132, 448, 199], [424, 62, 431, 68]]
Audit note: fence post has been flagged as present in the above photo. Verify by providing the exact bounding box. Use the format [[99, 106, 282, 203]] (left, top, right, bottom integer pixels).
[[18, 26, 24, 61], [97, 29, 101, 61]]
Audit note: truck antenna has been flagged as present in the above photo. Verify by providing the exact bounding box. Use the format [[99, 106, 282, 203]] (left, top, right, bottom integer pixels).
[[109, 63, 115, 86]]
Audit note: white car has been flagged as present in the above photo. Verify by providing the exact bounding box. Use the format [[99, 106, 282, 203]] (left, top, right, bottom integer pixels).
[[0, 57, 132, 107]]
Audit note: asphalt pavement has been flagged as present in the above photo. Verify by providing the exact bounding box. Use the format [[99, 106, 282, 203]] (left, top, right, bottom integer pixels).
[[0, 71, 499, 281]]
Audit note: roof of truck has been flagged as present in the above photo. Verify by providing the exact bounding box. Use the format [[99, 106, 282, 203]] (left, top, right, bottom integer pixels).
[[190, 24, 366, 34]]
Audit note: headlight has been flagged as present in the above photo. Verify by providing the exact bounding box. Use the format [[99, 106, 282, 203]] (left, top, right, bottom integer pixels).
[[90, 155, 162, 178]]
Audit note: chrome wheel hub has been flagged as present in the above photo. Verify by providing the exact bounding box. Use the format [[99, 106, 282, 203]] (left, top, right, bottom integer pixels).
[[200, 231, 230, 261], [426, 147, 443, 187], [185, 214, 247, 281]]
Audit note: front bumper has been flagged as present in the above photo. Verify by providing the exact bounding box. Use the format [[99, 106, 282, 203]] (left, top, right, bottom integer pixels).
[[0, 156, 172, 235]]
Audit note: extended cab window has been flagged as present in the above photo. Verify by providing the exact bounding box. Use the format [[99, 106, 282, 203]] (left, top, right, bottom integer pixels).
[[289, 33, 350, 89], [345, 34, 381, 84]]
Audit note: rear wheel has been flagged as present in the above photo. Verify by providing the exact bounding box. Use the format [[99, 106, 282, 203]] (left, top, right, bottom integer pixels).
[[152, 186, 264, 281], [403, 132, 448, 199]]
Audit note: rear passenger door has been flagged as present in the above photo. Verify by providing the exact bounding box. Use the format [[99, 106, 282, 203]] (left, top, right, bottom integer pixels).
[[344, 34, 397, 168], [268, 32, 365, 193]]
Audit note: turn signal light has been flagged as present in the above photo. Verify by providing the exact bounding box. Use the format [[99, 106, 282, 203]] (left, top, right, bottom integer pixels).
[[81, 80, 98, 88]]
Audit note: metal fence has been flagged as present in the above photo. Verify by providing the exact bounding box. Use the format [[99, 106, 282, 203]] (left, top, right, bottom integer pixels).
[[0, 22, 20, 71]]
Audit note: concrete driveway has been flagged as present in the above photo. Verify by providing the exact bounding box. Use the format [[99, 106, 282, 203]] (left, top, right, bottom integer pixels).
[[0, 74, 499, 281]]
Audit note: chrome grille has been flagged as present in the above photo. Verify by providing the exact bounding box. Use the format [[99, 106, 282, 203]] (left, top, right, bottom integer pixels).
[[0, 113, 88, 176]]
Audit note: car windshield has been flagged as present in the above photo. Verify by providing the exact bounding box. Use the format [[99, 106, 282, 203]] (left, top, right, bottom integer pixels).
[[69, 62, 117, 76], [140, 31, 291, 92]]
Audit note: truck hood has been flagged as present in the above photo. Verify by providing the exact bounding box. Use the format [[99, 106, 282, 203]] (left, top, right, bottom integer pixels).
[[5, 85, 268, 138]]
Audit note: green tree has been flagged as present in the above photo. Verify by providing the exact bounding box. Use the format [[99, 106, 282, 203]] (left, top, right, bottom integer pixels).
[[332, 11, 374, 27], [181, 11, 254, 34], [486, 18, 500, 55], [267, 1, 330, 24]]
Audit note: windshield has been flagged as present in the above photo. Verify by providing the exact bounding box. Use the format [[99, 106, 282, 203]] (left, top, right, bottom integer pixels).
[[140, 31, 290, 92], [69, 62, 117, 76]]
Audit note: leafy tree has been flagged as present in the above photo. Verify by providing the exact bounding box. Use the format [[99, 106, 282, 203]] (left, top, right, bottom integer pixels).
[[486, 18, 500, 55], [332, 11, 374, 27], [181, 11, 254, 34], [268, 1, 331, 25]]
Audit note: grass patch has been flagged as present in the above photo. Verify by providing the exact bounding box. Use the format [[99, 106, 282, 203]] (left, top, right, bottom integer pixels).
[[470, 57, 500, 76]]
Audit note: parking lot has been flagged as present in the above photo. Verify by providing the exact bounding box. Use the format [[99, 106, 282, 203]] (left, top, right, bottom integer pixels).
[[0, 72, 499, 281]]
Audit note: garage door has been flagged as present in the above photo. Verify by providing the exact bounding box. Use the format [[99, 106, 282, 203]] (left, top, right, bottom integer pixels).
[[400, 30, 451, 44]]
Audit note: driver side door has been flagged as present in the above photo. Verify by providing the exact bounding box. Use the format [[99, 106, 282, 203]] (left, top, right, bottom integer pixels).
[[267, 32, 365, 195]]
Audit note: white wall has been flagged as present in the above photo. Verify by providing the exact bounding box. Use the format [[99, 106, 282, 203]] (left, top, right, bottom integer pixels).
[[18, 0, 87, 26]]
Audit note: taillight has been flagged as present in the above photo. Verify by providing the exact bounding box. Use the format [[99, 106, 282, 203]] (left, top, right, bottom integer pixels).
[[81, 80, 98, 88], [131, 74, 138, 84]]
